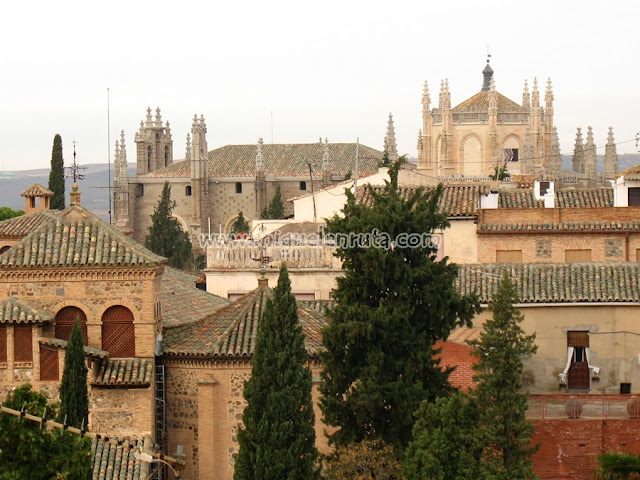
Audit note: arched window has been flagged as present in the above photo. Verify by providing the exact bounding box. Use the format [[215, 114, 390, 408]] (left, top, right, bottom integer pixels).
[[300, 181, 307, 191], [147, 146, 153, 172], [164, 145, 170, 167], [0, 246, 10, 254], [186, 185, 192, 196], [102, 306, 135, 357], [55, 306, 88, 345], [235, 182, 243, 194]]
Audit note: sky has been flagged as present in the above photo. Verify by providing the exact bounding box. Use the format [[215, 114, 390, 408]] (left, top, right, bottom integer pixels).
[[2, 0, 640, 171]]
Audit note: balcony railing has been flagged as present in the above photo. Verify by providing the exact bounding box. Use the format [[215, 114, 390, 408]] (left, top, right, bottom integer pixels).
[[207, 245, 340, 269], [526, 394, 640, 420]]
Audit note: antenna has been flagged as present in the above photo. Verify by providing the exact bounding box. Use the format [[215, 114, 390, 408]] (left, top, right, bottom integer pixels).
[[107, 88, 112, 224]]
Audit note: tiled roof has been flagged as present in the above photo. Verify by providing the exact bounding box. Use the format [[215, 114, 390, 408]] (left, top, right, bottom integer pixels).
[[555, 188, 613, 208], [298, 299, 335, 313], [143, 143, 382, 178], [498, 190, 543, 208], [20, 184, 54, 197], [39, 337, 109, 359], [92, 358, 153, 387], [478, 221, 640, 233], [618, 163, 640, 180], [452, 91, 526, 113], [358, 184, 489, 217], [457, 263, 640, 304], [161, 267, 228, 328], [446, 325, 483, 345], [0, 206, 166, 268], [163, 286, 328, 357], [0, 298, 52, 323], [0, 210, 61, 239], [90, 436, 150, 480]]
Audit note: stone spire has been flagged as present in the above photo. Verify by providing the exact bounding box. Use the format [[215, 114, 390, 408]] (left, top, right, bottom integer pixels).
[[185, 133, 192, 161], [488, 78, 499, 166], [384, 113, 399, 163], [154, 107, 162, 127], [419, 81, 433, 169], [422, 81, 430, 113], [322, 138, 332, 187], [604, 126, 619, 179], [572, 127, 585, 174], [584, 126, 597, 186], [442, 79, 451, 109], [114, 130, 130, 229], [481, 59, 494, 92], [522, 80, 530, 109], [548, 127, 563, 178], [438, 80, 445, 109], [135, 106, 173, 174], [255, 137, 265, 171], [145, 107, 153, 127], [531, 78, 540, 108], [545, 78, 554, 110], [190, 114, 208, 227], [255, 138, 267, 216], [522, 129, 535, 175]]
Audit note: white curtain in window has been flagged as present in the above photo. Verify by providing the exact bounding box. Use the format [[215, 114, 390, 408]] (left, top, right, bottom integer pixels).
[[559, 346, 574, 383], [584, 347, 600, 375]]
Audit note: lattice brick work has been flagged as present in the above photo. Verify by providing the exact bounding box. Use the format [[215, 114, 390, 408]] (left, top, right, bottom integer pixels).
[[55, 306, 88, 345], [101, 306, 135, 357], [14, 325, 33, 362], [39, 346, 58, 381], [0, 326, 6, 363]]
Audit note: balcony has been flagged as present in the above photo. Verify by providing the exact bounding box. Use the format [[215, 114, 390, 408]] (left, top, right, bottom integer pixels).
[[207, 244, 340, 270], [527, 394, 640, 420]]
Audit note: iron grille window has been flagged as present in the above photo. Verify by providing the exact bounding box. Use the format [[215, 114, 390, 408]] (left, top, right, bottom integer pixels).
[[55, 306, 88, 345], [102, 306, 135, 357], [0, 326, 6, 363], [14, 325, 33, 362], [39, 346, 59, 381]]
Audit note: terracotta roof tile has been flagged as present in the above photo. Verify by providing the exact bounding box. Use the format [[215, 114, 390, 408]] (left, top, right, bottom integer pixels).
[[0, 206, 165, 268], [478, 221, 640, 233], [0, 210, 61, 239], [38, 337, 109, 359], [90, 436, 150, 480], [498, 190, 543, 208], [457, 263, 640, 304], [358, 184, 488, 217], [0, 298, 52, 323], [92, 358, 153, 387], [163, 286, 328, 357], [161, 267, 228, 327], [20, 184, 54, 197], [144, 143, 382, 178], [445, 325, 483, 344], [452, 91, 526, 113], [555, 188, 613, 208]]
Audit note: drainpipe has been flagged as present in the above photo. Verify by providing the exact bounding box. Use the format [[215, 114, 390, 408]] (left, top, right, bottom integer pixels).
[[625, 232, 630, 261]]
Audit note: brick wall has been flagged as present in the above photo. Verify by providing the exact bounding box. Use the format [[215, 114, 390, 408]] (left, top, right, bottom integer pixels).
[[435, 340, 477, 391], [479, 206, 640, 225]]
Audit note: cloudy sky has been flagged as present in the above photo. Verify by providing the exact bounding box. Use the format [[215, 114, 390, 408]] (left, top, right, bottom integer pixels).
[[2, 0, 639, 171]]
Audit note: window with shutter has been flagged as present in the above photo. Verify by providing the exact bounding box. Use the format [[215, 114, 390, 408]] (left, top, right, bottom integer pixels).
[[39, 346, 59, 381], [14, 325, 33, 363], [0, 325, 6, 364], [102, 306, 135, 357], [55, 306, 88, 345]]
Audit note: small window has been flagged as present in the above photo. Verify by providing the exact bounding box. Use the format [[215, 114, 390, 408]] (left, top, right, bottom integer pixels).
[[300, 181, 307, 191], [14, 325, 33, 363], [30, 197, 36, 209], [629, 188, 640, 207], [565, 249, 591, 263], [136, 184, 144, 197], [164, 145, 170, 167], [39, 346, 59, 381], [496, 250, 522, 263], [147, 146, 153, 172], [0, 325, 6, 364], [566, 331, 590, 389], [504, 149, 519, 162], [236, 182, 243, 194], [186, 185, 192, 196], [540, 181, 550, 196]]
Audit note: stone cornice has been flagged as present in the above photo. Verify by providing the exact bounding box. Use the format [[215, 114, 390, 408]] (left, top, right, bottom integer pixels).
[[0, 265, 163, 283]]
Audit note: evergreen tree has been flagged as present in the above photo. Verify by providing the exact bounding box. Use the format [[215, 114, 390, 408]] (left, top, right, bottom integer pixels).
[[234, 265, 318, 480], [595, 452, 640, 480], [232, 211, 251, 234], [403, 392, 482, 480], [324, 438, 404, 480], [0, 384, 92, 480], [58, 317, 89, 429], [0, 207, 24, 221], [262, 185, 285, 219], [145, 182, 194, 270], [320, 158, 479, 452], [48, 134, 65, 210], [379, 150, 392, 168], [469, 274, 538, 480]]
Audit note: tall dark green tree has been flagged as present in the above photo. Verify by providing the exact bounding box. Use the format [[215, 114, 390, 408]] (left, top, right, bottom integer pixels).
[[58, 317, 88, 429], [469, 274, 538, 480], [261, 185, 285, 219], [145, 182, 194, 270], [0, 384, 92, 480], [232, 211, 251, 234], [234, 265, 319, 480], [48, 134, 65, 210], [320, 158, 479, 452]]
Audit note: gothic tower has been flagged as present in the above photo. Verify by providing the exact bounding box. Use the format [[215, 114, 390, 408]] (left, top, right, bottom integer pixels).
[[419, 81, 432, 168], [383, 113, 399, 163], [604, 127, 619, 180], [113, 130, 130, 231], [190, 115, 208, 229], [255, 138, 267, 217], [584, 126, 597, 186], [572, 128, 585, 174], [134, 107, 173, 175]]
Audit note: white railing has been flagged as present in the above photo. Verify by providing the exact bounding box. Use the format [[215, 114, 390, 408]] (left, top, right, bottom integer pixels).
[[207, 245, 339, 269]]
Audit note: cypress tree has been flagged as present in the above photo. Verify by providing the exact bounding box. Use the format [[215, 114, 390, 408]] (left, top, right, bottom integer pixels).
[[469, 274, 538, 480], [48, 134, 65, 210], [320, 158, 479, 452], [262, 185, 284, 219], [58, 317, 89, 429], [234, 265, 319, 480], [232, 211, 251, 234]]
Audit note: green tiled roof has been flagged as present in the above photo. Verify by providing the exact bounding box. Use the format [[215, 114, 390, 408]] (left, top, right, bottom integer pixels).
[[92, 358, 153, 387], [478, 221, 640, 233], [358, 184, 489, 217], [0, 210, 61, 239], [161, 267, 228, 328], [0, 206, 166, 268], [555, 188, 613, 208], [457, 263, 640, 304], [38, 337, 109, 358], [143, 142, 382, 178], [90, 436, 150, 480], [0, 298, 52, 323], [452, 91, 526, 113], [163, 285, 328, 358]]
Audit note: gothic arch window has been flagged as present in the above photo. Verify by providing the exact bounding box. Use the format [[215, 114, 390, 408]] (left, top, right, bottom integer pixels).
[[186, 185, 192, 196], [300, 181, 307, 191], [502, 136, 521, 162], [147, 146, 153, 172], [55, 306, 88, 345], [236, 182, 243, 194], [101, 306, 135, 357], [164, 145, 170, 167]]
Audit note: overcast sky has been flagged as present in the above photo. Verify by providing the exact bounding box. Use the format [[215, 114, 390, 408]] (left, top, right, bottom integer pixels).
[[2, 0, 639, 172]]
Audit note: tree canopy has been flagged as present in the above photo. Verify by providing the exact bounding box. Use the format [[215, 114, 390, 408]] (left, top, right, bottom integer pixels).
[[319, 158, 479, 452], [145, 182, 195, 270], [58, 317, 89, 429], [234, 264, 319, 479], [48, 134, 65, 210], [232, 211, 251, 234], [0, 207, 24, 221], [324, 438, 404, 480], [261, 185, 285, 219]]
